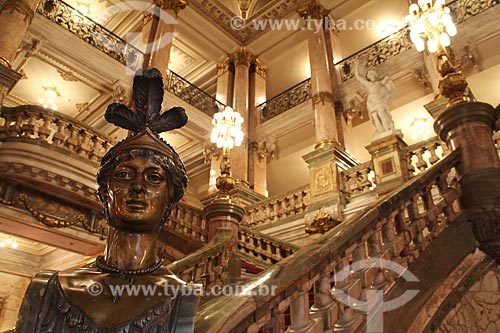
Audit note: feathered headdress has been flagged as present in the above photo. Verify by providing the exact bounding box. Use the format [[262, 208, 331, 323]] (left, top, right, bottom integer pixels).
[[103, 68, 188, 158]]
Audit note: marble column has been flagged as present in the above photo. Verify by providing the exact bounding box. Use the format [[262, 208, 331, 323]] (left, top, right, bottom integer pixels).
[[141, 0, 187, 73], [298, 1, 338, 148], [298, 2, 358, 220], [230, 46, 253, 183], [324, 24, 354, 153], [0, 0, 37, 103], [0, 0, 40, 68], [248, 58, 268, 196]]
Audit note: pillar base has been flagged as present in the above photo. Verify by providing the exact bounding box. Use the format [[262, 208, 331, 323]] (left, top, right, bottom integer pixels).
[[302, 143, 359, 220], [0, 64, 22, 103], [365, 132, 409, 195]]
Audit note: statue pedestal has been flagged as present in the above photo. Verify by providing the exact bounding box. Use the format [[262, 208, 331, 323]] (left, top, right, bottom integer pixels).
[[366, 132, 409, 195], [302, 143, 359, 219]]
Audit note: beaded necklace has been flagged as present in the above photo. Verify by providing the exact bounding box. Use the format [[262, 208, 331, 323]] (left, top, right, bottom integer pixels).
[[95, 255, 163, 275]]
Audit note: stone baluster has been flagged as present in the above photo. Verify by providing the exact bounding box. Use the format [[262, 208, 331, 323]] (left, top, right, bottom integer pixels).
[[52, 119, 67, 146], [21, 111, 37, 137], [288, 287, 315, 333], [367, 227, 388, 290], [407, 153, 417, 175], [13, 112, 24, 135], [38, 114, 53, 142], [65, 125, 79, 151], [78, 130, 93, 157], [427, 143, 439, 164], [415, 148, 427, 171], [0, 112, 13, 137], [333, 256, 364, 332], [311, 271, 338, 330]]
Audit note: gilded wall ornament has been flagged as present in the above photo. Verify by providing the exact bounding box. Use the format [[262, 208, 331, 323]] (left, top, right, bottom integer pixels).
[[216, 57, 231, 76], [154, 0, 188, 14], [231, 46, 254, 67]]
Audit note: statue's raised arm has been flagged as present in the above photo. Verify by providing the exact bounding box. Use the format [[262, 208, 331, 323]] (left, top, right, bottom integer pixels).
[[354, 62, 398, 138]]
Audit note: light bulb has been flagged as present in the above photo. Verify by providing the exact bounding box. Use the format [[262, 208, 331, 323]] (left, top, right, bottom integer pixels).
[[11, 241, 17, 249], [45, 89, 57, 99], [439, 33, 450, 47], [433, 0, 445, 8], [415, 38, 426, 52], [38, 98, 44, 104], [445, 22, 457, 36], [409, 3, 419, 15], [427, 38, 438, 53], [0, 242, 5, 247], [216, 137, 224, 148]]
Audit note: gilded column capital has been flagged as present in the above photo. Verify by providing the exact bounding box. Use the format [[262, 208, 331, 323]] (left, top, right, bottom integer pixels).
[[252, 58, 268, 79], [2, 0, 35, 23], [216, 57, 231, 76], [297, 1, 330, 20], [154, 0, 188, 14], [231, 46, 254, 67]]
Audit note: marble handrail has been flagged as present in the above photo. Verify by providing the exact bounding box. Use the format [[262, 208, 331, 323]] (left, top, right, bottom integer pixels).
[[0, 105, 114, 163], [195, 150, 462, 332], [243, 185, 310, 227], [405, 136, 450, 176], [237, 226, 298, 265], [341, 160, 375, 197]]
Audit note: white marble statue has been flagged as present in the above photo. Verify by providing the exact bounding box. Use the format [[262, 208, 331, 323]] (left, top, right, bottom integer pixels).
[[354, 62, 397, 137]]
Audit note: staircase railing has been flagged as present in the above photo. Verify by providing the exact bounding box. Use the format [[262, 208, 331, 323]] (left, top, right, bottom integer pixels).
[[341, 160, 375, 197], [167, 230, 232, 288], [237, 226, 298, 265], [242, 185, 310, 227], [195, 149, 462, 332], [0, 105, 114, 163], [404, 136, 450, 176]]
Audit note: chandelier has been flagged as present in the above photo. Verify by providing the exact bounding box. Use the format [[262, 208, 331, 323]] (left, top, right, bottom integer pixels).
[[210, 106, 244, 198], [210, 106, 244, 152], [405, 0, 457, 53]]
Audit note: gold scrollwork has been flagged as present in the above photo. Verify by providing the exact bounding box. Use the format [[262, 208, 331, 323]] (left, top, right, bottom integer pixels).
[[154, 0, 188, 13], [216, 57, 231, 76], [231, 46, 254, 67], [305, 207, 341, 234], [0, 192, 107, 237], [253, 58, 268, 79]]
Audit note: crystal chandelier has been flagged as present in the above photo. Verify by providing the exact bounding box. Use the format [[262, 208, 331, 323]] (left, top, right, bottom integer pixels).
[[210, 106, 244, 198], [210, 106, 244, 153], [0, 236, 18, 249], [405, 0, 457, 53]]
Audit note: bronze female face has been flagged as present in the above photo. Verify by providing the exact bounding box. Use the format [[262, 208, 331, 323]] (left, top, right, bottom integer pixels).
[[107, 155, 168, 232], [97, 148, 188, 231]]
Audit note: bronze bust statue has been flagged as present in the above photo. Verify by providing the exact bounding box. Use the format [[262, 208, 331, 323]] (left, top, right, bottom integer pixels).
[[15, 68, 199, 332]]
